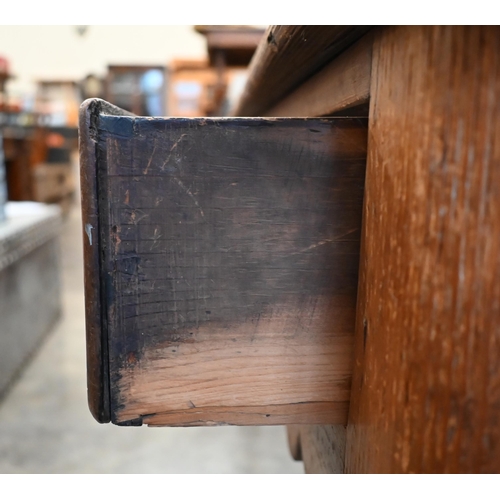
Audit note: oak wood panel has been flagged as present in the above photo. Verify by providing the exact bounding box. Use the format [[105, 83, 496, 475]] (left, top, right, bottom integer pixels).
[[345, 26, 500, 473], [80, 101, 368, 426], [268, 33, 373, 118], [143, 402, 349, 427], [234, 26, 372, 117]]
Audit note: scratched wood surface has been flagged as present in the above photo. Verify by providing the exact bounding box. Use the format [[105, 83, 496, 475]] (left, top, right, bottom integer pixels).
[[345, 26, 500, 473], [80, 99, 367, 425]]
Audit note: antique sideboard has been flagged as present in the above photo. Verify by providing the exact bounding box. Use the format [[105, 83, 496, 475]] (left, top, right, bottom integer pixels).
[[80, 26, 500, 473]]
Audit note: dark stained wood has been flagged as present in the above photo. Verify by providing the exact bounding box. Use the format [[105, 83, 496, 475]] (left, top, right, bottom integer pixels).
[[234, 26, 372, 117], [80, 99, 367, 425], [268, 33, 373, 118], [79, 98, 134, 423], [345, 26, 500, 473]]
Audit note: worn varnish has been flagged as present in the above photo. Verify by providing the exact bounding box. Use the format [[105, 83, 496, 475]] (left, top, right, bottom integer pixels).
[[80, 99, 367, 426], [345, 26, 500, 473]]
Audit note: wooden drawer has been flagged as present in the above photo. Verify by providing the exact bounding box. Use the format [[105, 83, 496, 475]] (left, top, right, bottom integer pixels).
[[79, 99, 367, 426]]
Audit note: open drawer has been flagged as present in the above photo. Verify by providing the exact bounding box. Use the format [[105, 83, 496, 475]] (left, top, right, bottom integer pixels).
[[79, 98, 367, 426]]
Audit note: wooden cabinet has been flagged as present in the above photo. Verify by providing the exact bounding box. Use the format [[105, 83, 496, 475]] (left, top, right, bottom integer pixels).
[[166, 60, 216, 117], [79, 26, 500, 473], [3, 126, 77, 215], [105, 65, 165, 116]]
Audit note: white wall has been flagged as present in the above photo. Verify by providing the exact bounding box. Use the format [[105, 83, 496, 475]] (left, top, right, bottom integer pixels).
[[0, 25, 206, 98]]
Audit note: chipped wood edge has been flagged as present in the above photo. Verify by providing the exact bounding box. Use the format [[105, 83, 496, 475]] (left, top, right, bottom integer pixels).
[[79, 98, 134, 423], [79, 98, 109, 423]]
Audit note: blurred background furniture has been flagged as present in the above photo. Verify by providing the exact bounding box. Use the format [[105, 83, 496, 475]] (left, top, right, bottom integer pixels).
[[166, 59, 214, 116], [1, 75, 79, 217], [3, 125, 77, 216], [34, 80, 80, 127], [0, 55, 14, 222], [1, 61, 67, 399], [0, 201, 62, 399], [195, 25, 265, 115], [105, 64, 166, 116], [166, 26, 264, 117]]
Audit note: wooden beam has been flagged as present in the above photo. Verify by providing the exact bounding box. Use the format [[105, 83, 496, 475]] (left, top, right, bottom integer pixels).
[[345, 26, 500, 473], [267, 33, 373, 117], [234, 26, 372, 116]]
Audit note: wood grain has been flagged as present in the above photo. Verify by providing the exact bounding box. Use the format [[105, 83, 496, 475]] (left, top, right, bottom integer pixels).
[[81, 105, 368, 426], [231, 28, 371, 465], [79, 98, 134, 423], [345, 26, 500, 473], [246, 30, 372, 471], [300, 425, 346, 473], [268, 33, 373, 118], [143, 402, 349, 427], [234, 26, 372, 117]]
